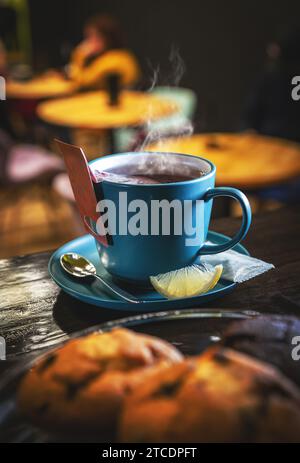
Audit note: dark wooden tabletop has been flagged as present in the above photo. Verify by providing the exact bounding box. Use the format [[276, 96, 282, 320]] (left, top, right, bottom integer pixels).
[[0, 205, 300, 372]]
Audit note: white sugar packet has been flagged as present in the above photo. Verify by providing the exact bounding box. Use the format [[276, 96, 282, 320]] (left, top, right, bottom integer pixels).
[[200, 242, 275, 283]]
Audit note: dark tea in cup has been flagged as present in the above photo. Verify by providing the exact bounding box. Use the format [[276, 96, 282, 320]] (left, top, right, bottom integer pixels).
[[98, 172, 204, 184]]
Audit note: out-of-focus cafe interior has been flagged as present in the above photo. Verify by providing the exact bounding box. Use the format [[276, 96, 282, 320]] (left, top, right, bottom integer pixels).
[[2, 0, 300, 446], [1, 0, 300, 258]]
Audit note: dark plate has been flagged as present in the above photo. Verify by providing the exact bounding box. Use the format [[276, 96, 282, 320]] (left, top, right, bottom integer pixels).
[[0, 308, 257, 443]]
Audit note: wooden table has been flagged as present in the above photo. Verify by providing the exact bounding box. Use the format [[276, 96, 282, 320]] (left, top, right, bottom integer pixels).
[[6, 74, 75, 100], [146, 133, 300, 189], [37, 90, 176, 129], [37, 90, 177, 153], [0, 205, 299, 372]]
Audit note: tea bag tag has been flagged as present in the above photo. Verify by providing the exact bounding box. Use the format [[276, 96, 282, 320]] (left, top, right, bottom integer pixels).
[[55, 139, 108, 246]]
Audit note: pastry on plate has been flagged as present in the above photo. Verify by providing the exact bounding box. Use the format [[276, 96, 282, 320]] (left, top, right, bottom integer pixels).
[[119, 347, 300, 443], [18, 328, 182, 436]]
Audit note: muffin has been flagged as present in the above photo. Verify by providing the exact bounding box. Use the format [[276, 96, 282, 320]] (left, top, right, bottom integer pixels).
[[222, 315, 300, 388], [18, 328, 182, 436], [119, 347, 300, 443]]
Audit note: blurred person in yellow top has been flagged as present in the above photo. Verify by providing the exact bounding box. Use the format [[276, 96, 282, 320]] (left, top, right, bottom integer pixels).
[[69, 14, 140, 90]]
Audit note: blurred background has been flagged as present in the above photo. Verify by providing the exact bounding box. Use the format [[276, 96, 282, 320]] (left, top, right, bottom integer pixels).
[[1, 0, 300, 258]]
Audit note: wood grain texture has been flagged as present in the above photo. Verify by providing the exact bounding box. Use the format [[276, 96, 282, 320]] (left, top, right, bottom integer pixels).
[[146, 133, 300, 189], [0, 206, 299, 372], [37, 90, 177, 129], [0, 183, 81, 259]]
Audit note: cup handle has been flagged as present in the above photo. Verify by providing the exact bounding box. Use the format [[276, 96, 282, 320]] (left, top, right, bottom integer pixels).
[[198, 187, 252, 255]]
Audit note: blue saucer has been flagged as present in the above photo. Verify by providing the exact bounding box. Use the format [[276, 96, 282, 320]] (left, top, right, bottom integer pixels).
[[48, 231, 249, 311]]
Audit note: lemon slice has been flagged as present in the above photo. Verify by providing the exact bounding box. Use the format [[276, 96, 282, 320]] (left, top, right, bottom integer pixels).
[[150, 263, 223, 299]]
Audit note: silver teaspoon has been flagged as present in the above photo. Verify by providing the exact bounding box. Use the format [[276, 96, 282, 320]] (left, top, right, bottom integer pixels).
[[60, 253, 141, 304]]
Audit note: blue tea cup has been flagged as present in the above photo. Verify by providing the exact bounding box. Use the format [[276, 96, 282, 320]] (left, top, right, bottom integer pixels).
[[88, 152, 251, 284]]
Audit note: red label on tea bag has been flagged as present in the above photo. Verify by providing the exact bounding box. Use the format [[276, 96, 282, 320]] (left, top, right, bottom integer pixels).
[[55, 139, 108, 247]]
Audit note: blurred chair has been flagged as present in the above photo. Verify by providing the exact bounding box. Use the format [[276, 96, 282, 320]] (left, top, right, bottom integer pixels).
[[0, 129, 62, 185], [52, 173, 85, 234], [150, 86, 197, 131], [0, 131, 78, 258], [6, 144, 64, 184], [115, 86, 197, 152]]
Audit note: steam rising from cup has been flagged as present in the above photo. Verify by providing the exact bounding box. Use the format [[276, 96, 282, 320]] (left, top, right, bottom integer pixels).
[[136, 46, 194, 175], [92, 47, 197, 183]]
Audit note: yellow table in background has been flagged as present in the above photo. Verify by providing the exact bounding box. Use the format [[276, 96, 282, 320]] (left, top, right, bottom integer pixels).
[[37, 90, 176, 129], [146, 133, 300, 189], [6, 74, 75, 100], [37, 90, 177, 154]]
